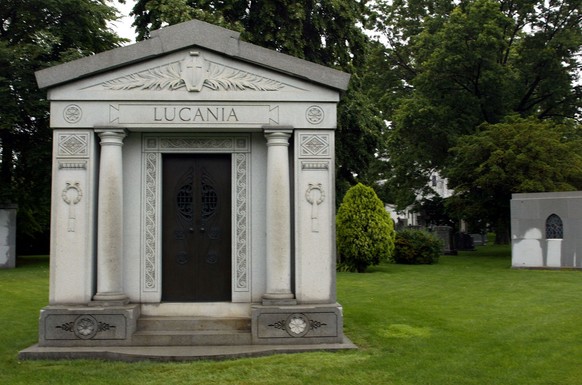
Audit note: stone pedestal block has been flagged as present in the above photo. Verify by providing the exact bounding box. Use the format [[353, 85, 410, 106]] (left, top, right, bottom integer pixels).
[[0, 204, 17, 269], [251, 304, 343, 345], [38, 305, 140, 347]]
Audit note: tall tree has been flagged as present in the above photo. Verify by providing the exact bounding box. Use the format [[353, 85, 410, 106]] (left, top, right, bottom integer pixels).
[[366, 0, 581, 240], [445, 117, 582, 243], [131, 0, 386, 203], [0, 0, 125, 242], [368, 0, 581, 209]]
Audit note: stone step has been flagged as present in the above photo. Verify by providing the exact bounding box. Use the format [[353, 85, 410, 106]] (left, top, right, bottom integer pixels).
[[132, 316, 252, 346], [131, 330, 252, 346], [136, 316, 251, 332]]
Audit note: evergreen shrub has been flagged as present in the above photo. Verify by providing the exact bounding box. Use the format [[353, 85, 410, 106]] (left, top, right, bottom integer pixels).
[[336, 183, 395, 272], [394, 229, 443, 264]]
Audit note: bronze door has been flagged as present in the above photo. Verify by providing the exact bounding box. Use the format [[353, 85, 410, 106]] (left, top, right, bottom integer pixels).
[[162, 154, 232, 302]]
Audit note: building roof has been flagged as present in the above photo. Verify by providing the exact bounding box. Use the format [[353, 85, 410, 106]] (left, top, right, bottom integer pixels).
[[35, 19, 350, 91]]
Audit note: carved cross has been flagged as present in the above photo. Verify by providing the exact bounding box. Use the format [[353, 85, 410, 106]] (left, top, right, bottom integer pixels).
[[183, 51, 206, 92]]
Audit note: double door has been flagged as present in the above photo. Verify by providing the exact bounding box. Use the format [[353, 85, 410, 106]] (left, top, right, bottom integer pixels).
[[162, 154, 231, 302]]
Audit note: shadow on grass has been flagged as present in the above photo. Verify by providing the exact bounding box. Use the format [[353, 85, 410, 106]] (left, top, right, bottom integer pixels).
[[16, 255, 49, 269], [458, 243, 511, 259]]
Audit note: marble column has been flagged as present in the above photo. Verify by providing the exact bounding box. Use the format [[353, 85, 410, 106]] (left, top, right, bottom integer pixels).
[[92, 129, 129, 306], [263, 129, 296, 305]]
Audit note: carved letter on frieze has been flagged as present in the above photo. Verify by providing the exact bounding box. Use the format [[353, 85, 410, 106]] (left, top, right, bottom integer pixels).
[[62, 182, 83, 232], [305, 183, 325, 233]]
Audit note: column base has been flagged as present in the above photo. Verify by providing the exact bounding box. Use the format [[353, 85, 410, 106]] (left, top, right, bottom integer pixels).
[[90, 292, 129, 307], [262, 293, 297, 306]]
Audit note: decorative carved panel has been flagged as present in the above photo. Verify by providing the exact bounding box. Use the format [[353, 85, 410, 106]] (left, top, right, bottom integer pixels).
[[57, 133, 89, 157], [299, 134, 330, 158]]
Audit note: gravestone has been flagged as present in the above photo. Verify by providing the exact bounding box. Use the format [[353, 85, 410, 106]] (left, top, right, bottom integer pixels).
[[470, 233, 486, 246], [20, 20, 355, 360], [0, 204, 17, 269], [433, 226, 456, 255], [455, 232, 475, 251]]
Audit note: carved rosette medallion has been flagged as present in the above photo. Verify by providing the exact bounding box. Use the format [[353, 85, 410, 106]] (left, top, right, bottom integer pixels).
[[268, 313, 328, 338], [306, 105, 324, 125], [286, 314, 309, 337], [74, 315, 98, 339], [63, 104, 82, 124], [55, 315, 116, 340]]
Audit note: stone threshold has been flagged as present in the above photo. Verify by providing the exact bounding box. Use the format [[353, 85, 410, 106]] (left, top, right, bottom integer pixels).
[[19, 338, 356, 362]]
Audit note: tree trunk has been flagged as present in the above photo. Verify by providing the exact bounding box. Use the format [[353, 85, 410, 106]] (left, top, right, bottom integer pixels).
[[0, 130, 14, 201], [494, 215, 511, 245]]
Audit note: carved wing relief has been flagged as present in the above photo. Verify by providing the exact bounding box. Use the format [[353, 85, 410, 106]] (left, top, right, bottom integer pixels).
[[91, 52, 289, 92]]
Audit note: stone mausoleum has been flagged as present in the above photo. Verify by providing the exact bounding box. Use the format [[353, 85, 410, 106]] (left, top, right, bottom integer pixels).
[[21, 20, 354, 360], [511, 191, 582, 269]]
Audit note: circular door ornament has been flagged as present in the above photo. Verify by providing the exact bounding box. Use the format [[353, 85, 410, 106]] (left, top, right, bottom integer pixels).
[[63, 104, 82, 124], [306, 105, 324, 125], [206, 252, 218, 264], [176, 251, 189, 265]]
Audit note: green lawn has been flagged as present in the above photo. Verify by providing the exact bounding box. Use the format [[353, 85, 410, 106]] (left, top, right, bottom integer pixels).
[[2, 246, 582, 385]]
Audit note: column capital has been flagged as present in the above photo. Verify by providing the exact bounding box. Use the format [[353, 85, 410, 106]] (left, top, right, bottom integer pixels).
[[95, 129, 127, 146], [264, 129, 293, 147], [264, 128, 293, 134]]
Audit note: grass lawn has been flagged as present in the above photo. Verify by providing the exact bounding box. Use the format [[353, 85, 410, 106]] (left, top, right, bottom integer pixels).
[[2, 246, 582, 385]]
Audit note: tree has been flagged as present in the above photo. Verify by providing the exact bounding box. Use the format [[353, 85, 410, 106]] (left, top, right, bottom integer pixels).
[[0, 0, 126, 243], [336, 183, 395, 272], [131, 0, 386, 204], [368, 0, 582, 209], [445, 117, 582, 243]]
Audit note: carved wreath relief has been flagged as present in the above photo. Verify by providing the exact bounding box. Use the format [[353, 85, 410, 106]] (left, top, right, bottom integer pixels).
[[97, 52, 285, 92], [305, 183, 325, 233], [62, 182, 83, 232]]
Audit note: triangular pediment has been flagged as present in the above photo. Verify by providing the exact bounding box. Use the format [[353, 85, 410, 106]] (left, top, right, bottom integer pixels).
[[85, 51, 302, 93], [36, 19, 350, 96], [47, 48, 341, 103]]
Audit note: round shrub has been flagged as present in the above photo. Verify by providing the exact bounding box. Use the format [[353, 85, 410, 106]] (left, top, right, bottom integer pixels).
[[393, 229, 443, 265], [336, 183, 395, 272]]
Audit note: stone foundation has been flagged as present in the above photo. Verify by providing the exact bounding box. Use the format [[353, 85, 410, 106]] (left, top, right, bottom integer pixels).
[[38, 305, 140, 347], [251, 304, 343, 345]]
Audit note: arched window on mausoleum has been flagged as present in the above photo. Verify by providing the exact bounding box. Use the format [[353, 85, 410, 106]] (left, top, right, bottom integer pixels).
[[545, 214, 563, 239]]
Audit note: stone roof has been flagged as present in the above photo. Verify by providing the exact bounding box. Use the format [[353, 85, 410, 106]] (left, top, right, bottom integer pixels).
[[35, 19, 350, 91]]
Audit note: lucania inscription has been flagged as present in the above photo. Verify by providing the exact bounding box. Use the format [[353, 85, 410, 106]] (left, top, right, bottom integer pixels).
[[109, 104, 279, 126], [154, 106, 239, 122]]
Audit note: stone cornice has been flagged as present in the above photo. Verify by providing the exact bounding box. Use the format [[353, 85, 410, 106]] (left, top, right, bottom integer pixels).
[[35, 20, 350, 92]]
